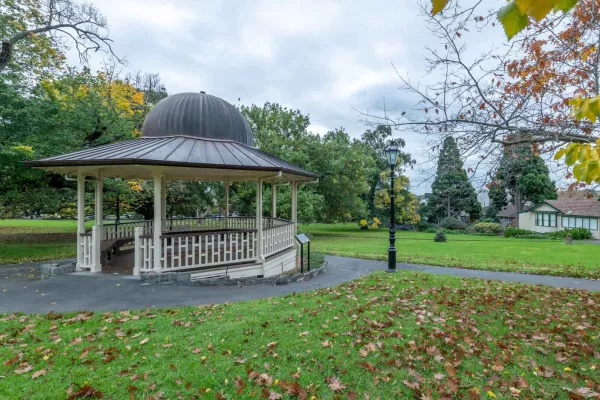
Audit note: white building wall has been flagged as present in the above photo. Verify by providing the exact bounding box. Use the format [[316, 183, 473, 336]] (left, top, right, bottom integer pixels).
[[518, 206, 600, 239]]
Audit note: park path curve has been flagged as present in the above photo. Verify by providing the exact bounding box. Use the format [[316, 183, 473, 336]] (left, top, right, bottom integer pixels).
[[0, 256, 598, 314]]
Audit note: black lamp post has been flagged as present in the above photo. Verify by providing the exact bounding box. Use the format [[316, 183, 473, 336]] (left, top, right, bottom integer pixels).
[[385, 145, 400, 273]]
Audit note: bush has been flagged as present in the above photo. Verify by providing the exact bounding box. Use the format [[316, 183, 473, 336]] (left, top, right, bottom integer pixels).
[[440, 217, 467, 230], [434, 231, 447, 242], [514, 234, 551, 239], [546, 230, 568, 239], [566, 227, 593, 240], [414, 220, 432, 232], [397, 224, 413, 231], [425, 227, 438, 233], [504, 227, 534, 237], [478, 217, 498, 223], [472, 222, 503, 234]]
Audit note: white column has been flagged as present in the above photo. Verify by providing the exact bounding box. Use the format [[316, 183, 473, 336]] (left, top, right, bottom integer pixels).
[[161, 180, 167, 231], [224, 180, 230, 229], [93, 173, 103, 272], [272, 184, 277, 219], [256, 179, 264, 262], [91, 225, 101, 272], [291, 181, 298, 233], [95, 174, 103, 231], [153, 175, 163, 271], [133, 226, 143, 276], [76, 172, 86, 271]]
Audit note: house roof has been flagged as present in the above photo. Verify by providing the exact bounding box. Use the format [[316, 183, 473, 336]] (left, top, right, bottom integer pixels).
[[497, 205, 516, 218], [25, 136, 318, 181], [524, 198, 600, 218]]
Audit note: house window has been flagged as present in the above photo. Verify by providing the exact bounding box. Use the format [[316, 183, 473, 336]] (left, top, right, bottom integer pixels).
[[561, 216, 598, 230], [535, 212, 557, 227]]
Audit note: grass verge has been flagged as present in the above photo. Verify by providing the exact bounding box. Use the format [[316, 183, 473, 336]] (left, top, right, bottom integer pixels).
[[1, 271, 599, 399], [301, 223, 600, 279]]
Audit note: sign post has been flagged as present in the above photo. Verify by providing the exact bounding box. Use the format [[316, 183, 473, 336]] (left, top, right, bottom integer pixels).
[[295, 234, 310, 273]]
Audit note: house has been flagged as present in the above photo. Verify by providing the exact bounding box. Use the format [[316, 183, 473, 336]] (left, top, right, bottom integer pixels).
[[518, 198, 600, 239], [497, 205, 517, 228]]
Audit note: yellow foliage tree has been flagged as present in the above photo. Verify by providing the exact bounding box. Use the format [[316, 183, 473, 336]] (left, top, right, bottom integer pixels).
[[374, 172, 421, 225]]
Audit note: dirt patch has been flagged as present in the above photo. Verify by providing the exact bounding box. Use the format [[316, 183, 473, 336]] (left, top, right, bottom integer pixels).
[[0, 233, 76, 244]]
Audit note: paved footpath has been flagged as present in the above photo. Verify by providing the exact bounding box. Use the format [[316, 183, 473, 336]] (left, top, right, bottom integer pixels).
[[1, 256, 598, 314]]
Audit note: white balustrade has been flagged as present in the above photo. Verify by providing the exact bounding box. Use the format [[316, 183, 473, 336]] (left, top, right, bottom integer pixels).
[[264, 221, 295, 258], [79, 233, 93, 269], [103, 220, 153, 240], [160, 230, 257, 271], [115, 216, 295, 275], [135, 227, 155, 274]]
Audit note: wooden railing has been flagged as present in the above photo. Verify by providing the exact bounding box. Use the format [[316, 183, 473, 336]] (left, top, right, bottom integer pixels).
[[134, 227, 154, 275], [130, 217, 295, 275], [164, 216, 257, 232], [78, 225, 101, 272], [155, 229, 258, 272], [264, 220, 295, 257], [79, 233, 93, 268], [103, 220, 153, 240]]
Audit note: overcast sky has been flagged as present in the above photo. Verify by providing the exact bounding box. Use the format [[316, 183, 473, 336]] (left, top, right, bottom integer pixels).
[[84, 0, 519, 194]]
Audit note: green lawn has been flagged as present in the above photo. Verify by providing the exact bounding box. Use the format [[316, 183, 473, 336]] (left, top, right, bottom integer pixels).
[[3, 220, 600, 279], [300, 223, 600, 279], [1, 271, 598, 399], [0, 219, 97, 234], [0, 219, 108, 264]]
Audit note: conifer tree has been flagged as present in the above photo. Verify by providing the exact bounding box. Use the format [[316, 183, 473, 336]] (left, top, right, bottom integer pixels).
[[428, 137, 480, 222]]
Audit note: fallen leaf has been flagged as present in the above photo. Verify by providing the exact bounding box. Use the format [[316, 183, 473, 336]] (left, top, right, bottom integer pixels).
[[32, 369, 46, 379]]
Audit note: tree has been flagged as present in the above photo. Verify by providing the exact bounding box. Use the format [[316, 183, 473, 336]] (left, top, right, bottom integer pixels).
[[0, 66, 150, 217], [489, 145, 557, 213], [431, 0, 580, 40], [0, 0, 118, 73], [360, 125, 414, 216], [427, 137, 480, 221], [374, 172, 421, 224], [241, 103, 374, 222]]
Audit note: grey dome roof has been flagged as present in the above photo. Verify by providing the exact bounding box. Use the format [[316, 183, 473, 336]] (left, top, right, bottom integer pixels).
[[142, 92, 253, 146]]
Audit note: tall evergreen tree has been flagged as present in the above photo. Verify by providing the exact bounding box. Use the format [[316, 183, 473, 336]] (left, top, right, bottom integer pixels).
[[427, 137, 480, 222], [488, 145, 557, 213]]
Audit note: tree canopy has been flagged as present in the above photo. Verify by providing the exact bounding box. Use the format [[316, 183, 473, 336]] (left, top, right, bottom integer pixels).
[[426, 137, 480, 222], [489, 146, 557, 214]]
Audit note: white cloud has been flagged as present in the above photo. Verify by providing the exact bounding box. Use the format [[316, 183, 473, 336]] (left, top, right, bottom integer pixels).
[[82, 0, 506, 192]]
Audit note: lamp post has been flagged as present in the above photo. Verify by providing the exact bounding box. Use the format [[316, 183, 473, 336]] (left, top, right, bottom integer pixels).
[[385, 145, 400, 273]]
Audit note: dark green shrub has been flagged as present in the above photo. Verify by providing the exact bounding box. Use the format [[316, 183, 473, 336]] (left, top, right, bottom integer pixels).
[[434, 231, 447, 242], [440, 217, 467, 230], [514, 234, 550, 239], [478, 217, 498, 223], [546, 230, 568, 239], [425, 227, 438, 233], [472, 222, 503, 234], [504, 227, 534, 237], [414, 220, 432, 231], [566, 227, 593, 240]]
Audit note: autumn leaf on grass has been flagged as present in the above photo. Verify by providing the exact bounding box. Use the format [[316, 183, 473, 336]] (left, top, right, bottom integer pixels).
[[268, 391, 283, 400], [14, 364, 32, 374], [139, 338, 149, 345], [562, 386, 600, 398], [234, 377, 246, 395], [67, 385, 104, 400], [32, 369, 47, 379], [444, 362, 457, 377], [326, 376, 346, 392], [4, 354, 20, 366]]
